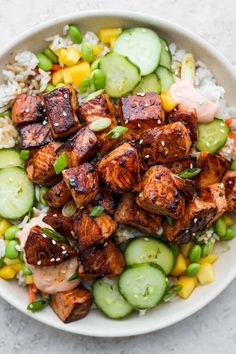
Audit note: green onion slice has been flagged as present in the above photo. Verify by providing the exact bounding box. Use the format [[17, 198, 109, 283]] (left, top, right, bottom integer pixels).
[[20, 150, 30, 161], [68, 273, 80, 281], [163, 285, 183, 302], [105, 126, 128, 139], [179, 167, 201, 179], [53, 152, 68, 174], [42, 227, 68, 243], [90, 206, 104, 217], [27, 297, 50, 312]]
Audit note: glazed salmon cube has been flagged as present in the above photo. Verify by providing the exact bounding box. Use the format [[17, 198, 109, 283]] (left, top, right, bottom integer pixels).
[[168, 106, 198, 141], [43, 209, 73, 237], [19, 123, 53, 149], [200, 183, 227, 221], [43, 180, 71, 209], [164, 156, 197, 174], [222, 170, 236, 211], [94, 187, 118, 215]]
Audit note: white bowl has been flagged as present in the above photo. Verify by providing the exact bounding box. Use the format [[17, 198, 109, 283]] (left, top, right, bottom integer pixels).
[[0, 10, 236, 338]]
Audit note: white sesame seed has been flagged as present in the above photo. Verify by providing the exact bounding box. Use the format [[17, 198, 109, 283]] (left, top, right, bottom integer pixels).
[[137, 123, 142, 128], [41, 101, 44, 106], [220, 183, 224, 188], [137, 93, 146, 97], [145, 155, 150, 159], [43, 109, 46, 113], [62, 250, 67, 254], [42, 120, 48, 125], [125, 120, 128, 124], [87, 110, 91, 114], [54, 122, 59, 127], [103, 242, 108, 247], [63, 111, 67, 117], [52, 240, 56, 245], [64, 94, 68, 99], [25, 108, 30, 113], [139, 139, 143, 145], [194, 218, 198, 223], [190, 163, 194, 169], [157, 119, 161, 124], [37, 260, 42, 265], [192, 233, 196, 236], [144, 103, 149, 107], [42, 234, 47, 238], [50, 258, 55, 262], [56, 258, 61, 261], [139, 193, 143, 198], [161, 141, 165, 147], [61, 246, 66, 250], [70, 179, 75, 183], [53, 214, 57, 217]]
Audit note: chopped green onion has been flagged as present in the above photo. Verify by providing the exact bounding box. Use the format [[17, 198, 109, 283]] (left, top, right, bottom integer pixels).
[[85, 89, 104, 102], [27, 297, 50, 312], [163, 284, 182, 302], [42, 227, 68, 243], [62, 200, 77, 217], [39, 186, 48, 206], [53, 152, 68, 174], [0, 109, 11, 118], [45, 83, 55, 93], [105, 126, 128, 139], [90, 206, 104, 217], [68, 273, 80, 281], [179, 167, 201, 179], [20, 150, 30, 161]]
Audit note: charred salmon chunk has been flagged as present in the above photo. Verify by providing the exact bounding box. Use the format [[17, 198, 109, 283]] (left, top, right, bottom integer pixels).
[[44, 85, 81, 138], [73, 207, 118, 251], [51, 287, 93, 323], [79, 93, 117, 153], [114, 193, 162, 234], [80, 240, 125, 277], [164, 197, 217, 244], [200, 183, 227, 221], [168, 107, 198, 141], [44, 180, 71, 209], [62, 163, 99, 209], [24, 225, 76, 266], [164, 156, 197, 174], [98, 142, 141, 194], [118, 92, 165, 139], [222, 170, 236, 210], [12, 93, 46, 127], [26, 142, 61, 186], [140, 122, 192, 165], [94, 187, 118, 214], [136, 165, 187, 219], [57, 127, 98, 167], [43, 209, 73, 237], [196, 152, 230, 188], [19, 123, 53, 149]]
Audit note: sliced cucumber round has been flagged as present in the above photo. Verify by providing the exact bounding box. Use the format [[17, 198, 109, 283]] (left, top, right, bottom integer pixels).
[[0, 149, 23, 169], [113, 28, 161, 76], [156, 66, 174, 92], [159, 38, 172, 70], [0, 167, 34, 219], [99, 51, 141, 97], [93, 277, 134, 319], [124, 237, 174, 275], [119, 263, 167, 309], [196, 118, 229, 153], [133, 73, 161, 94]]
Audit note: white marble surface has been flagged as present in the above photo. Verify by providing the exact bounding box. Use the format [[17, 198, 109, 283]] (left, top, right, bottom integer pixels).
[[0, 0, 236, 353]]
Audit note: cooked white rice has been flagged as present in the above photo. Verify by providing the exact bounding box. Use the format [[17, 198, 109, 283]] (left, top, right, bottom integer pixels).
[[0, 117, 18, 148]]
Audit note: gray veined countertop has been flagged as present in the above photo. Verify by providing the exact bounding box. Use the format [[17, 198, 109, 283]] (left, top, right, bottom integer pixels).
[[0, 0, 236, 353]]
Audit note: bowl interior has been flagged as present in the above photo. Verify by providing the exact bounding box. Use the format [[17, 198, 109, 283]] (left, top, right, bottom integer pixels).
[[0, 10, 236, 337]]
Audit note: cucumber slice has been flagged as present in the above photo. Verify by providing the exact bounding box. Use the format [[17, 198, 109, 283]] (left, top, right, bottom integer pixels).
[[124, 237, 174, 275], [113, 28, 161, 76], [156, 66, 174, 92], [100, 51, 141, 97], [133, 73, 161, 94], [93, 277, 134, 319], [159, 39, 172, 70], [119, 263, 167, 309], [0, 149, 23, 168], [196, 118, 229, 153], [0, 167, 34, 219]]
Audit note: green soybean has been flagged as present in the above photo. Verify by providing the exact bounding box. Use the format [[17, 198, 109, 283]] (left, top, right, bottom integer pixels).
[[19, 252, 24, 262], [91, 69, 106, 90], [189, 244, 201, 263], [79, 77, 91, 93], [68, 24, 83, 44], [4, 225, 20, 240], [44, 48, 58, 64], [223, 227, 236, 241], [214, 218, 227, 238], [22, 264, 32, 275], [201, 243, 210, 258], [36, 53, 52, 71], [81, 42, 94, 62], [5, 240, 19, 259], [230, 160, 236, 171], [186, 263, 200, 277]]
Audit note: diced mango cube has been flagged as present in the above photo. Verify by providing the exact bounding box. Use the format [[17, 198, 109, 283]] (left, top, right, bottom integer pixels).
[[0, 219, 11, 237], [0, 265, 16, 280], [53, 48, 64, 56], [52, 69, 64, 86], [25, 275, 34, 285], [11, 263, 22, 273], [4, 257, 20, 265], [176, 276, 196, 299], [160, 90, 178, 112], [92, 44, 103, 56], [59, 47, 81, 67], [99, 28, 122, 44], [197, 263, 215, 285], [192, 276, 199, 287], [63, 62, 91, 86], [198, 254, 218, 265], [170, 254, 187, 276], [180, 242, 194, 258]]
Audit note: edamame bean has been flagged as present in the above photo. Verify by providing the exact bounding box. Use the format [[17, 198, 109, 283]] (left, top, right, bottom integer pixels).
[[68, 24, 83, 44], [5, 240, 19, 259], [4, 225, 20, 240], [186, 263, 200, 276], [44, 48, 58, 64], [91, 58, 101, 71], [91, 69, 106, 90], [22, 264, 32, 275], [79, 77, 91, 93], [45, 84, 55, 93], [223, 227, 236, 241], [201, 243, 210, 258], [214, 218, 227, 238], [36, 53, 52, 71], [230, 160, 236, 171], [19, 252, 24, 262], [189, 244, 201, 263], [81, 42, 94, 62]]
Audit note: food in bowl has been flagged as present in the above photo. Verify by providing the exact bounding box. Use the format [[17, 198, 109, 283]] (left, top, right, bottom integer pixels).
[[0, 23, 235, 323]]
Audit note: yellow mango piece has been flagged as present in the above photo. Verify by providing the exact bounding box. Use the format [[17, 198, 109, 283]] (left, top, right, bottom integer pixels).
[[59, 47, 81, 67], [99, 28, 122, 44], [11, 263, 22, 273], [180, 242, 194, 258], [4, 257, 20, 265], [177, 276, 196, 299], [92, 44, 103, 56], [63, 62, 91, 86], [160, 90, 177, 112], [0, 219, 11, 237], [52, 69, 64, 86], [53, 48, 64, 56], [192, 276, 199, 287], [198, 254, 218, 265], [222, 214, 234, 226], [25, 275, 34, 285], [197, 263, 215, 285], [170, 254, 187, 276], [0, 265, 16, 280]]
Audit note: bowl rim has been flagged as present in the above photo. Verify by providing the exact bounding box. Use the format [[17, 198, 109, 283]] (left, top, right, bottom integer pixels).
[[0, 9, 236, 337]]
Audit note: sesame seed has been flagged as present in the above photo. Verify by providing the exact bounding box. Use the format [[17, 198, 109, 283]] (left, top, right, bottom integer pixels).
[[190, 163, 194, 169], [50, 258, 55, 262], [64, 94, 68, 98], [103, 242, 108, 247], [56, 258, 61, 261], [54, 122, 59, 127], [63, 111, 67, 117], [41, 101, 44, 106], [161, 141, 165, 147], [70, 178, 75, 183], [192, 233, 196, 236], [42, 234, 47, 238], [42, 120, 48, 125], [139, 139, 143, 145], [43, 109, 46, 113], [52, 240, 56, 245], [139, 193, 143, 198], [25, 108, 30, 113], [37, 260, 42, 265], [145, 154, 150, 159], [137, 93, 146, 97], [144, 103, 149, 107], [220, 183, 224, 188], [62, 250, 67, 254], [125, 120, 128, 124], [87, 110, 91, 114], [157, 119, 161, 124], [194, 218, 198, 223], [53, 214, 57, 217], [61, 246, 66, 250]]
